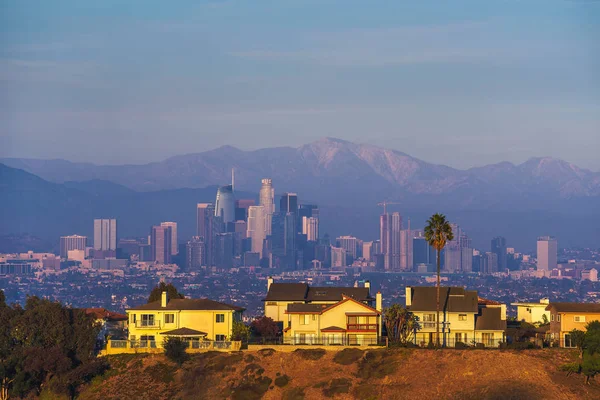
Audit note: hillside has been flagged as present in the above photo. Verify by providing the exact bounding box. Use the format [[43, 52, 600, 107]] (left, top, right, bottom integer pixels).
[[77, 348, 600, 400]]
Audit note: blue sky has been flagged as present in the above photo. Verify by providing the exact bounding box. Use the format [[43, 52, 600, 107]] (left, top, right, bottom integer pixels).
[[1, 0, 599, 169]]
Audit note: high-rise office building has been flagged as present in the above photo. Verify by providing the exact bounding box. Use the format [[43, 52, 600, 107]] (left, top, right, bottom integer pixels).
[[331, 246, 347, 268], [380, 212, 401, 270], [399, 222, 413, 270], [362, 241, 373, 261], [215, 233, 234, 269], [151, 225, 172, 264], [271, 212, 296, 269], [215, 185, 235, 225], [259, 179, 275, 235], [93, 219, 117, 251], [443, 224, 472, 273], [413, 237, 436, 266], [280, 193, 298, 214], [60, 235, 87, 259], [336, 235, 359, 260], [298, 204, 319, 233], [302, 216, 319, 241], [247, 205, 266, 257], [491, 237, 507, 271], [197, 203, 217, 266], [537, 236, 558, 271], [482, 252, 498, 274], [235, 199, 255, 221], [160, 222, 178, 255], [186, 236, 204, 270]]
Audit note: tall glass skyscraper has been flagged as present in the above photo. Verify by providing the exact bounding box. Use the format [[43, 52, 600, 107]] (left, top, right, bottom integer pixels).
[[259, 179, 274, 235], [215, 184, 235, 224], [93, 219, 117, 251]]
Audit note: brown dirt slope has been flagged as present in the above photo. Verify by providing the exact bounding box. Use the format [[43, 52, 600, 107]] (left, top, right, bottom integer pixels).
[[78, 348, 600, 400]]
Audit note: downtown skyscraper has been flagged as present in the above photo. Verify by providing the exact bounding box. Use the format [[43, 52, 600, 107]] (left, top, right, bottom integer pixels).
[[197, 203, 217, 267], [151, 225, 172, 264], [160, 222, 178, 255], [93, 219, 117, 251], [491, 236, 507, 271], [247, 205, 266, 258], [380, 212, 401, 270], [215, 184, 235, 225], [259, 178, 275, 235], [537, 236, 558, 271]]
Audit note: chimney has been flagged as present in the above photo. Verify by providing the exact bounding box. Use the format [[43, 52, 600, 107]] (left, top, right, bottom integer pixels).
[[405, 287, 412, 307], [376, 291, 382, 312], [540, 297, 550, 305], [161, 291, 168, 308], [364, 280, 370, 291], [267, 276, 274, 291]]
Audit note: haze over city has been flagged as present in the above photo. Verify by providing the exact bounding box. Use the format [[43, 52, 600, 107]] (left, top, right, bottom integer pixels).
[[2, 2, 600, 399], [1, 0, 599, 169]]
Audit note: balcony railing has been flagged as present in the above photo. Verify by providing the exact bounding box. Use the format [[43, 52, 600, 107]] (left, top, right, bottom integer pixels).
[[134, 321, 161, 329], [421, 322, 437, 329], [346, 324, 379, 331], [105, 340, 240, 353]]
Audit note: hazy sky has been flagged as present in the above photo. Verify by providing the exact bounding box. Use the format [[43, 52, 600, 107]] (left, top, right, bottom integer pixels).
[[1, 0, 599, 170]]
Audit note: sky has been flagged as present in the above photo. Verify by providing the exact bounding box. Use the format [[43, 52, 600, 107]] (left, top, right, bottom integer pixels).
[[1, 0, 599, 170]]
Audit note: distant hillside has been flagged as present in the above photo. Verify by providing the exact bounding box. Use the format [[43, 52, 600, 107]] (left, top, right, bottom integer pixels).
[[77, 348, 599, 400], [2, 162, 600, 251]]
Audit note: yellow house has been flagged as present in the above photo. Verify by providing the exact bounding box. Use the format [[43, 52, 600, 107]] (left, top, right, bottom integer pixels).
[[126, 291, 244, 347], [406, 286, 506, 347], [263, 278, 376, 323], [546, 302, 600, 347], [283, 295, 382, 345], [511, 298, 550, 325]]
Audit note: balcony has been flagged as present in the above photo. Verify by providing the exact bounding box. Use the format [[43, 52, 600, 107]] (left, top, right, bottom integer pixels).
[[134, 321, 161, 329], [346, 323, 378, 332]]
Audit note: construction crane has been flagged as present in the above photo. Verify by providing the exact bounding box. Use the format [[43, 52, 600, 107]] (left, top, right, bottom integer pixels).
[[377, 201, 400, 215]]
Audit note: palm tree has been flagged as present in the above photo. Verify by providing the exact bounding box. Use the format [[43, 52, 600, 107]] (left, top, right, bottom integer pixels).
[[424, 213, 454, 348]]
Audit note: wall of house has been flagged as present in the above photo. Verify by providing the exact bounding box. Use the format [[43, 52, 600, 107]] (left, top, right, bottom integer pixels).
[[516, 305, 549, 325], [555, 312, 600, 334]]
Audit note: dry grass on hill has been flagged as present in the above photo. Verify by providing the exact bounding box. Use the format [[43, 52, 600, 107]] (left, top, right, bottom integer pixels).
[[78, 348, 600, 400]]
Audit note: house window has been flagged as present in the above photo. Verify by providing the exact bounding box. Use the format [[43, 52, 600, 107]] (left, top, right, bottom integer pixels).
[[458, 314, 467, 321], [455, 333, 467, 344], [216, 314, 225, 323], [140, 314, 155, 327], [574, 316, 586, 323], [551, 314, 554, 321], [312, 314, 317, 321], [300, 315, 310, 325], [423, 314, 436, 322], [131, 314, 136, 324], [557, 314, 561, 322], [564, 333, 576, 348], [165, 314, 174, 324], [215, 334, 226, 341], [482, 333, 494, 346]]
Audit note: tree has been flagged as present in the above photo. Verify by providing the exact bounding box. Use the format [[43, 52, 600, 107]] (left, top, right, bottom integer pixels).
[[569, 329, 586, 359], [250, 316, 279, 338], [383, 304, 420, 345], [230, 320, 251, 343], [163, 337, 189, 366], [147, 282, 184, 303], [424, 213, 454, 348]]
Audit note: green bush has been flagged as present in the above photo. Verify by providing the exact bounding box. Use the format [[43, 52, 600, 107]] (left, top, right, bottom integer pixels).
[[163, 337, 189, 365], [274, 374, 290, 387], [333, 348, 364, 365], [293, 348, 326, 360]]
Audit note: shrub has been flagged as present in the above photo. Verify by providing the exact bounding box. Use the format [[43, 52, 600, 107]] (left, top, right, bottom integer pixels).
[[274, 374, 290, 387], [560, 362, 582, 376], [322, 378, 352, 397], [283, 387, 306, 400], [333, 348, 364, 365], [455, 342, 468, 349], [163, 337, 189, 365], [294, 348, 326, 360]]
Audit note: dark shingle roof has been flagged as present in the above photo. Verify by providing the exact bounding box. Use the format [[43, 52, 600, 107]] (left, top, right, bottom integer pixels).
[[286, 303, 329, 313], [264, 283, 308, 301], [546, 302, 600, 313], [306, 287, 373, 302], [128, 298, 245, 312], [475, 307, 506, 331], [160, 327, 207, 336], [408, 287, 478, 313]]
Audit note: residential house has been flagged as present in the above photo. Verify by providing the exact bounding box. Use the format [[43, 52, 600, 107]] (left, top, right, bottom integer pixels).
[[126, 291, 244, 347], [263, 278, 382, 345], [510, 298, 551, 325], [546, 302, 600, 347], [406, 286, 506, 347], [83, 307, 128, 342]]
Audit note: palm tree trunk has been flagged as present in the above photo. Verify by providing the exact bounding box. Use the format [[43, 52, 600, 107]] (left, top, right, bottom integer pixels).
[[436, 248, 441, 348]]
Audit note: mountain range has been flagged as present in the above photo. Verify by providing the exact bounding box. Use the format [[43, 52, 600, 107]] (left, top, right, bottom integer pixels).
[[1, 138, 599, 251]]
